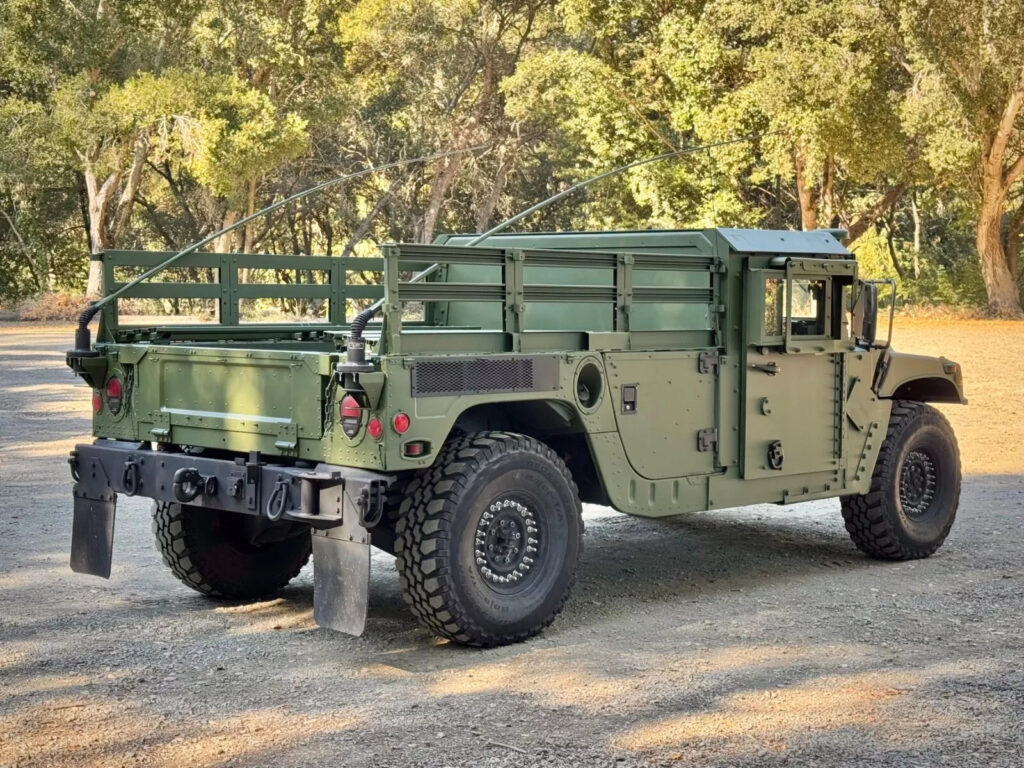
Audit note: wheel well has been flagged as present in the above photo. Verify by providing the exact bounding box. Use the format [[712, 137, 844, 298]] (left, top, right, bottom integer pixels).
[[888, 376, 962, 404], [448, 401, 610, 506]]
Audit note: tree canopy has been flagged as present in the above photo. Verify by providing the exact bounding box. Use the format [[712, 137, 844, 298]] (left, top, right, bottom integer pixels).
[[1, 0, 1021, 314]]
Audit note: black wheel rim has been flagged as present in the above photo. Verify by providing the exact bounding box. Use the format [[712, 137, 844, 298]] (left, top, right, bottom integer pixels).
[[473, 498, 540, 590], [898, 449, 938, 518]]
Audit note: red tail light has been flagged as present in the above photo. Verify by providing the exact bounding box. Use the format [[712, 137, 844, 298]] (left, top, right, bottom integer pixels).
[[340, 394, 363, 438], [392, 412, 410, 434], [92, 391, 103, 413], [367, 417, 383, 440], [105, 377, 123, 415], [340, 395, 361, 419]]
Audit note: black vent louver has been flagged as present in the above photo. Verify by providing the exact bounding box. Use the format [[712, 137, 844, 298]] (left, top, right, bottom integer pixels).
[[411, 356, 558, 398]]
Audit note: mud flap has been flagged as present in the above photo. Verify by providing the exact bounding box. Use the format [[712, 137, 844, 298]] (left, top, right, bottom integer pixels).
[[312, 524, 370, 636], [70, 486, 117, 578]]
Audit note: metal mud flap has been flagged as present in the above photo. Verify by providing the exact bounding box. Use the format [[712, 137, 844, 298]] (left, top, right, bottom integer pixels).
[[70, 485, 117, 578], [311, 482, 376, 636]]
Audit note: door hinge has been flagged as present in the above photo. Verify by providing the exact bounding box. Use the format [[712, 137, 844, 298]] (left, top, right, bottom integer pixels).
[[697, 427, 718, 453], [698, 349, 720, 374]]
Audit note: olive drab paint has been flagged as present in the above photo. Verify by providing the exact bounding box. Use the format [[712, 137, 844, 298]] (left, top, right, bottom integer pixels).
[[79, 228, 964, 517], [67, 227, 965, 636]]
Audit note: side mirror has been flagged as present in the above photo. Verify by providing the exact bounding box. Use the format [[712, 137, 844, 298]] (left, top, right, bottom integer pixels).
[[852, 282, 878, 347]]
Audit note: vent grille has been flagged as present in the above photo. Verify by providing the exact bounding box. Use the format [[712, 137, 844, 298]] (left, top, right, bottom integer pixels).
[[411, 356, 557, 398]]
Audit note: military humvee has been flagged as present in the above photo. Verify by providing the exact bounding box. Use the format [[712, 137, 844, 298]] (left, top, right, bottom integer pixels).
[[67, 228, 965, 646]]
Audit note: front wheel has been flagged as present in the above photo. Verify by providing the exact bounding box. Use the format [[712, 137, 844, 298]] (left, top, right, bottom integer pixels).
[[395, 432, 583, 647], [841, 401, 961, 560]]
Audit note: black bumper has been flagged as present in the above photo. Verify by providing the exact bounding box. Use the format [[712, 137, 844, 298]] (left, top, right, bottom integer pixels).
[[70, 440, 394, 530]]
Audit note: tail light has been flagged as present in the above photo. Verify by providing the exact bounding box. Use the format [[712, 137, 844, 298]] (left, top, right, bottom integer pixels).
[[105, 377, 123, 415], [392, 412, 410, 434], [340, 394, 363, 438], [92, 391, 103, 413], [367, 417, 384, 440]]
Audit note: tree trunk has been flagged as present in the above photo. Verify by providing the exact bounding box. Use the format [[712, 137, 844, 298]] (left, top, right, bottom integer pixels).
[[821, 154, 837, 228], [976, 191, 1023, 315], [475, 150, 511, 232], [420, 152, 469, 244], [910, 192, 922, 279], [973, 78, 1024, 314], [844, 184, 907, 244], [83, 166, 119, 297], [215, 210, 239, 254], [793, 149, 818, 230], [243, 178, 257, 253]]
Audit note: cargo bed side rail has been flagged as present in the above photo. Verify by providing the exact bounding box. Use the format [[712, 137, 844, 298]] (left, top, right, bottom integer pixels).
[[97, 250, 385, 343], [381, 243, 723, 354]]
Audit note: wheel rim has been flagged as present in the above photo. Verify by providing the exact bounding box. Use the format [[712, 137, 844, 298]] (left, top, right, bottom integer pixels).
[[898, 449, 938, 518], [473, 498, 540, 589]]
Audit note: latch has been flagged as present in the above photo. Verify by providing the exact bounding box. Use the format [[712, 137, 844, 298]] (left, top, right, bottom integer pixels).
[[149, 411, 170, 437], [697, 427, 718, 453], [750, 361, 780, 376], [767, 440, 785, 470], [245, 451, 261, 511], [698, 350, 720, 375], [620, 384, 638, 414], [275, 422, 298, 450]]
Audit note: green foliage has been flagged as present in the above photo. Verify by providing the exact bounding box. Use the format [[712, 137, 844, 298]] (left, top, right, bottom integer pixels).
[[0, 0, 1018, 308]]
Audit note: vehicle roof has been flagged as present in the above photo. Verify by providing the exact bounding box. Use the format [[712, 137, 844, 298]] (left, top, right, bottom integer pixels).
[[436, 227, 850, 256]]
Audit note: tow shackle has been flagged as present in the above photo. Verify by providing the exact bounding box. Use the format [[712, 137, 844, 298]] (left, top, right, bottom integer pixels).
[[172, 467, 217, 503]]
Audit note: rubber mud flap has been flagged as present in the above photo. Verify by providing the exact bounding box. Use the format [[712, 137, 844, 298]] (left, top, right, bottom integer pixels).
[[312, 527, 370, 636], [70, 489, 116, 578]]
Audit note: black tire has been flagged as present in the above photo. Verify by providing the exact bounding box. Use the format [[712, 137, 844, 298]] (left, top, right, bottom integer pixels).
[[394, 431, 583, 647], [152, 502, 311, 600], [841, 401, 961, 560]]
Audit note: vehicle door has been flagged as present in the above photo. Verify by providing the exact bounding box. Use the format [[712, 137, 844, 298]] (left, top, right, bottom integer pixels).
[[742, 257, 855, 479]]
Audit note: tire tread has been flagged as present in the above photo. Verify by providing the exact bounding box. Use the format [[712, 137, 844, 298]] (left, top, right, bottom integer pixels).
[[840, 400, 960, 560], [152, 502, 310, 600], [394, 431, 582, 647]]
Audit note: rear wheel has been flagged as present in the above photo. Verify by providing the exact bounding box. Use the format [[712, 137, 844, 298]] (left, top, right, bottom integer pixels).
[[395, 432, 583, 647], [152, 502, 311, 600], [841, 401, 961, 560]]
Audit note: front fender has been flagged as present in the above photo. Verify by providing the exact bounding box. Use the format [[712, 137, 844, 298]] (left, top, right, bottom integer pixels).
[[875, 350, 966, 404]]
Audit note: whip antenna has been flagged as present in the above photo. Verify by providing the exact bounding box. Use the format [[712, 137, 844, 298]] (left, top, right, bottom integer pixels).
[[466, 132, 774, 246], [70, 143, 490, 353]]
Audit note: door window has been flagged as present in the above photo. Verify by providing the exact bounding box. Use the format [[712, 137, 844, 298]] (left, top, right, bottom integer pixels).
[[763, 277, 785, 337], [790, 279, 827, 336]]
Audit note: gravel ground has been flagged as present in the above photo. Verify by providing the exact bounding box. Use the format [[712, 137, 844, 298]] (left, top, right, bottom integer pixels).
[[1, 321, 1022, 768]]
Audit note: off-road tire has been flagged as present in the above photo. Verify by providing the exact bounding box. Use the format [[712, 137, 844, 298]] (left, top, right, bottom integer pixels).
[[152, 502, 311, 600], [394, 431, 583, 647], [841, 401, 961, 560]]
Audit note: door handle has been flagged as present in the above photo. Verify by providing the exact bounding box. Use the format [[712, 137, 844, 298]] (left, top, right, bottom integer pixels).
[[750, 362, 780, 376]]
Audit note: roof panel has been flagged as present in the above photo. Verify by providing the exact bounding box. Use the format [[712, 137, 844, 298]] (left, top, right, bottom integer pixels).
[[717, 228, 850, 255]]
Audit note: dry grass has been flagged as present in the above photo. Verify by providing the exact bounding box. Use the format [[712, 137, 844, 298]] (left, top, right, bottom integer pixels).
[[10, 292, 90, 322], [892, 318, 1024, 476]]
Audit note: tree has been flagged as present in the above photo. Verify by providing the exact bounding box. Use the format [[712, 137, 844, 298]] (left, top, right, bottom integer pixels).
[[901, 0, 1024, 315]]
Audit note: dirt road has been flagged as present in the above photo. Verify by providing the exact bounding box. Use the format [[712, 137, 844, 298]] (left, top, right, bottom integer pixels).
[[2, 320, 1022, 767]]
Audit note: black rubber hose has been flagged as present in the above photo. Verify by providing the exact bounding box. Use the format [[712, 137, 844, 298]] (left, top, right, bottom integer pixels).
[[345, 305, 376, 365], [72, 303, 101, 353]]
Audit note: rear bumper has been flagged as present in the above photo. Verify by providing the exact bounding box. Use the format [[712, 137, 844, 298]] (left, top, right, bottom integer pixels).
[[70, 443, 388, 636], [70, 440, 394, 530]]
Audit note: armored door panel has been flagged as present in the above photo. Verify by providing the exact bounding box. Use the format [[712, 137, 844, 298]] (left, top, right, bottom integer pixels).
[[605, 351, 717, 480], [743, 350, 841, 479]]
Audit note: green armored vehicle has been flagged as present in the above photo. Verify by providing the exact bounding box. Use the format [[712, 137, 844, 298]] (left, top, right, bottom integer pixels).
[[67, 227, 965, 646]]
